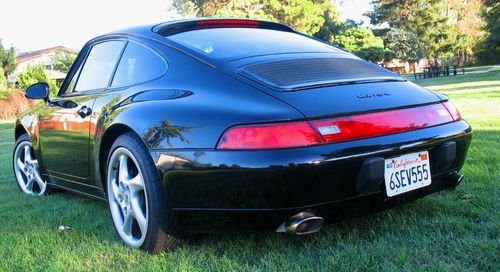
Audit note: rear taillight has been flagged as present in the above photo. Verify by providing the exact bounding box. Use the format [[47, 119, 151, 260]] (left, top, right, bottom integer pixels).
[[217, 121, 321, 150], [442, 101, 462, 121], [309, 103, 455, 143], [217, 102, 461, 150], [196, 19, 260, 28], [196, 19, 260, 25]]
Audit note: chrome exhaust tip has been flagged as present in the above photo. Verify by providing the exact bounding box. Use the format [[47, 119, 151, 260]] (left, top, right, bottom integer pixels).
[[276, 211, 324, 235], [447, 172, 464, 188]]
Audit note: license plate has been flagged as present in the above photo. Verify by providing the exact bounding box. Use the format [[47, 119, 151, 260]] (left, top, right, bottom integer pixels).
[[384, 151, 431, 197]]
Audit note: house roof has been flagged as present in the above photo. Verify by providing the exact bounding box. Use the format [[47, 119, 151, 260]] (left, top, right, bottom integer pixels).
[[16, 46, 77, 63]]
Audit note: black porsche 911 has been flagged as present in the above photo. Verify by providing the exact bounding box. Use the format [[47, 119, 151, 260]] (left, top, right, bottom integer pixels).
[[13, 18, 471, 252]]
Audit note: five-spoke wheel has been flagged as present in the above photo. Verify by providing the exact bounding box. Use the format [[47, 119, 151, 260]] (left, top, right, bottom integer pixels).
[[107, 147, 148, 248], [106, 132, 186, 252], [13, 135, 47, 195]]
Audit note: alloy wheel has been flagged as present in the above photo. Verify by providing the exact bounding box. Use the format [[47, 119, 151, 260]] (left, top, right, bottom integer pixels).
[[107, 147, 149, 248], [13, 141, 47, 195]]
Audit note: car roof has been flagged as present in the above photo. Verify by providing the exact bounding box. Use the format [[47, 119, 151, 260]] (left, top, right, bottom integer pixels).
[[109, 18, 294, 38], [99, 18, 348, 68]]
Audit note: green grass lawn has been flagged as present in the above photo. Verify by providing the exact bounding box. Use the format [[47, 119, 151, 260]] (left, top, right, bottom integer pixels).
[[0, 72, 499, 271]]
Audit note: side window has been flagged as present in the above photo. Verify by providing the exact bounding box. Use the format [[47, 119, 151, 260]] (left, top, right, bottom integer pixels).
[[63, 64, 82, 94], [111, 42, 167, 87], [74, 41, 126, 92]]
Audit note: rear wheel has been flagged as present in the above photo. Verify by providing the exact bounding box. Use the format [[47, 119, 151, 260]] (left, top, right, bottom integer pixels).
[[106, 132, 186, 252], [13, 134, 48, 196]]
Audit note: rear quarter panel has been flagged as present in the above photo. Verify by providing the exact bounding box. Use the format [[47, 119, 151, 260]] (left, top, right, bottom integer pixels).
[[90, 38, 303, 189]]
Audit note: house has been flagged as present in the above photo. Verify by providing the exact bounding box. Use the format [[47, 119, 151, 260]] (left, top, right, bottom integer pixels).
[[382, 59, 411, 74], [8, 46, 77, 85]]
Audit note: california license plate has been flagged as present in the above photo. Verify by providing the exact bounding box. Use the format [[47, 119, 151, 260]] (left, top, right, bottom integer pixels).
[[384, 151, 431, 197]]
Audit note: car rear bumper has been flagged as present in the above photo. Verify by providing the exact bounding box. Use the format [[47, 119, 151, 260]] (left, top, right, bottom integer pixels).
[[151, 120, 472, 233]]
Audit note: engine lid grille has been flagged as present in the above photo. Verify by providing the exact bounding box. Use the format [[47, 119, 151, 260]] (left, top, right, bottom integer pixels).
[[238, 57, 402, 91]]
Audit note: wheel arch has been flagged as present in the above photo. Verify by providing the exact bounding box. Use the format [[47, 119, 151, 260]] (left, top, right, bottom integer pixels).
[[98, 123, 144, 192], [15, 124, 28, 140]]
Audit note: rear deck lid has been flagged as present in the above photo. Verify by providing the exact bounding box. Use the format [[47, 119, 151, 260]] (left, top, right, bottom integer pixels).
[[230, 55, 442, 118]]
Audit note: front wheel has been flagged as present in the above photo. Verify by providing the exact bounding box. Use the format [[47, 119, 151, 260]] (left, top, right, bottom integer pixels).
[[106, 132, 186, 252]]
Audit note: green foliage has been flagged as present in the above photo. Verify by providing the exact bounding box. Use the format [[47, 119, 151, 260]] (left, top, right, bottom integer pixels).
[[0, 40, 16, 77], [52, 51, 76, 73], [478, 0, 500, 64], [318, 20, 385, 62], [314, 3, 341, 41], [17, 65, 46, 90], [0, 89, 8, 100], [334, 24, 384, 51], [444, 0, 485, 66], [354, 46, 385, 63], [384, 28, 425, 63], [172, 0, 334, 35], [367, 0, 451, 60], [171, 0, 200, 17], [172, 1, 385, 62], [0, 67, 7, 90], [368, 0, 487, 65], [17, 65, 58, 96]]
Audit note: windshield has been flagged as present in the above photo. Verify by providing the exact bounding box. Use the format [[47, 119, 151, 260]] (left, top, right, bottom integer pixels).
[[166, 28, 343, 60]]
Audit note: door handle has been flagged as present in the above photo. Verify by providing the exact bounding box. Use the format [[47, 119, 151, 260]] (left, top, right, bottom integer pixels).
[[77, 106, 92, 118]]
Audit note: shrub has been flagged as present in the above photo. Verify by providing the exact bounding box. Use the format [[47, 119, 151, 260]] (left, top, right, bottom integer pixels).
[[0, 89, 9, 100], [17, 65, 59, 97], [0, 89, 38, 120], [0, 67, 7, 90]]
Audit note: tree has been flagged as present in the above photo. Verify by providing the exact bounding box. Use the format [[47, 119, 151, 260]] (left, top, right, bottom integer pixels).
[[0, 67, 7, 90], [317, 20, 385, 62], [384, 28, 425, 70], [52, 51, 76, 73], [171, 0, 333, 35], [314, 3, 342, 41], [444, 0, 485, 66], [479, 0, 500, 64], [367, 0, 451, 63], [17, 65, 58, 96], [170, 1, 384, 62], [0, 40, 16, 77], [355, 46, 386, 63]]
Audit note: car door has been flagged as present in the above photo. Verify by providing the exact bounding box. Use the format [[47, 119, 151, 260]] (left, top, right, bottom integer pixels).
[[38, 40, 126, 191]]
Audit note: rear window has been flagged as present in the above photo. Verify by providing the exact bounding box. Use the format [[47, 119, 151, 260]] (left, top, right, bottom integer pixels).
[[167, 28, 342, 60]]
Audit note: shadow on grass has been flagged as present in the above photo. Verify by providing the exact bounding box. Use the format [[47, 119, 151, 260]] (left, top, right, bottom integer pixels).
[[38, 130, 500, 238]]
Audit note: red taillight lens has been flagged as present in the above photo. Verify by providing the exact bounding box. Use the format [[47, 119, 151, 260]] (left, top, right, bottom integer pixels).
[[310, 103, 455, 143], [197, 19, 260, 26], [442, 101, 462, 121], [217, 102, 461, 150], [217, 121, 321, 149]]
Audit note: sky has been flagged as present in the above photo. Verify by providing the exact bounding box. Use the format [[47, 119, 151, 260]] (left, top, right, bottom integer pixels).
[[0, 0, 373, 53], [337, 0, 373, 25]]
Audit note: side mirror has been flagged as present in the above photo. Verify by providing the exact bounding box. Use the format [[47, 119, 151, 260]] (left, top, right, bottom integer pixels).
[[25, 83, 49, 100]]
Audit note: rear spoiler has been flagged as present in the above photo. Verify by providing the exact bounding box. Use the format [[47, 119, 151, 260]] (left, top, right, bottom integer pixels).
[[153, 18, 294, 36]]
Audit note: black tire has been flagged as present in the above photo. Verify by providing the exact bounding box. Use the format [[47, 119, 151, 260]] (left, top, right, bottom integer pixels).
[[106, 132, 187, 252]]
